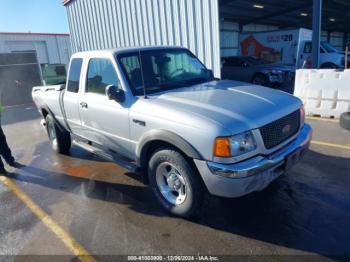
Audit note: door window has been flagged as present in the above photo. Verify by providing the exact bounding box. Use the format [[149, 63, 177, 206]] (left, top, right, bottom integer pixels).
[[304, 42, 312, 54], [86, 58, 120, 95], [304, 42, 324, 54], [66, 58, 83, 93]]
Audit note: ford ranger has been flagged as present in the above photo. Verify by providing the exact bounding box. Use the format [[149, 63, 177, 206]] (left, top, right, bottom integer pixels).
[[32, 47, 312, 217]]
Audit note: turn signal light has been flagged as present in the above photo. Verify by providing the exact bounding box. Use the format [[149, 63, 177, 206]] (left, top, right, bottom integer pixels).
[[214, 137, 231, 157], [300, 105, 305, 127]]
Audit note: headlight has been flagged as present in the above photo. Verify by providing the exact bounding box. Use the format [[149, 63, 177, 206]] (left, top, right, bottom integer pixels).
[[214, 131, 257, 158], [230, 131, 257, 156]]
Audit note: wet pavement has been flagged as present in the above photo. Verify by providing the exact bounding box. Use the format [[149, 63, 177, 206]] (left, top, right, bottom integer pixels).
[[0, 104, 349, 260]]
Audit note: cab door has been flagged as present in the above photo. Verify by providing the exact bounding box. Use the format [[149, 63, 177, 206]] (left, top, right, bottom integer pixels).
[[78, 57, 132, 158], [299, 41, 313, 68], [63, 58, 84, 136]]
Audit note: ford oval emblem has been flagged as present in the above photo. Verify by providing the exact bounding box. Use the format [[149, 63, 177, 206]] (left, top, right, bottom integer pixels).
[[282, 124, 292, 135]]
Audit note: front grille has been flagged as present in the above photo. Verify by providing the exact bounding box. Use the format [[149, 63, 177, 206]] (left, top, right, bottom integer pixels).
[[260, 110, 300, 149]]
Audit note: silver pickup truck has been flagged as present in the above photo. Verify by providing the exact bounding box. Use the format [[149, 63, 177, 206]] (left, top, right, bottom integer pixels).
[[32, 47, 312, 217]]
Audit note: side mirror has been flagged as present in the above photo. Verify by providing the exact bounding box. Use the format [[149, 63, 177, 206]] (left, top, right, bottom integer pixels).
[[105, 84, 125, 103]]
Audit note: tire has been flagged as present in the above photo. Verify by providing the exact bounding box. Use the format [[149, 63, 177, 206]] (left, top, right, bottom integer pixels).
[[252, 73, 268, 86], [148, 149, 204, 218], [320, 63, 338, 69], [45, 114, 71, 154], [340, 112, 350, 131]]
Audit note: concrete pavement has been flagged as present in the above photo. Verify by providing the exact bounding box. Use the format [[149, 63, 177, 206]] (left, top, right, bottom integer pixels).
[[0, 104, 349, 261]]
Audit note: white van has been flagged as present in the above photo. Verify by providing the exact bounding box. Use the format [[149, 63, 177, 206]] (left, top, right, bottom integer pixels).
[[239, 28, 348, 69]]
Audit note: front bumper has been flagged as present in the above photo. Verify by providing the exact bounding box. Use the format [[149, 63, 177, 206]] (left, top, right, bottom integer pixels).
[[194, 124, 312, 198]]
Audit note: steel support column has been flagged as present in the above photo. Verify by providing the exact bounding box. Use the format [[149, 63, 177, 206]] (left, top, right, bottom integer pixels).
[[312, 0, 322, 68]]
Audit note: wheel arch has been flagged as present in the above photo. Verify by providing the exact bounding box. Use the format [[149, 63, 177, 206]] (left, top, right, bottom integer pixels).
[[41, 108, 49, 118], [41, 105, 69, 132], [136, 130, 203, 168]]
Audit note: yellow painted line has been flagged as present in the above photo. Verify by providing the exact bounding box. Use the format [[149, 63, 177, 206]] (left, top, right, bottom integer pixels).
[[306, 116, 339, 123], [311, 140, 350, 150], [0, 176, 96, 262]]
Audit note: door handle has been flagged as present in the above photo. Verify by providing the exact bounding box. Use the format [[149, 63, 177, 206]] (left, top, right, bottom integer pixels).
[[80, 102, 88, 108], [133, 119, 146, 126]]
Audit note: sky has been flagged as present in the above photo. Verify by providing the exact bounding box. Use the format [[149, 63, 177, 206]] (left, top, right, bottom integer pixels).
[[0, 0, 69, 33]]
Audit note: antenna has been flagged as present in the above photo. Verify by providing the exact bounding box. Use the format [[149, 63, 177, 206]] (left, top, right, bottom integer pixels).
[[139, 50, 147, 99]]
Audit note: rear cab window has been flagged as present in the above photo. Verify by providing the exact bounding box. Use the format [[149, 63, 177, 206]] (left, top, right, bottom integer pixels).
[[66, 58, 83, 93]]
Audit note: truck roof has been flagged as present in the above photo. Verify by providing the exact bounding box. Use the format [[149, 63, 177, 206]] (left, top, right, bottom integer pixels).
[[71, 46, 185, 58]]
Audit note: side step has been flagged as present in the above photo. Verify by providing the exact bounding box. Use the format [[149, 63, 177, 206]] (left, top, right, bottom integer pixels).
[[72, 139, 140, 173]]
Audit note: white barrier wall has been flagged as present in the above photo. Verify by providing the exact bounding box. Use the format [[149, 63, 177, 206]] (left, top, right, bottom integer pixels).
[[294, 69, 350, 118]]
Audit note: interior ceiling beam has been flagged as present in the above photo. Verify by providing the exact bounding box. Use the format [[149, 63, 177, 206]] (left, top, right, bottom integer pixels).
[[219, 0, 239, 7], [241, 3, 312, 26]]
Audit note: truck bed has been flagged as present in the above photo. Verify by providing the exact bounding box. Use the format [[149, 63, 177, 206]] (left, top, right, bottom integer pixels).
[[32, 84, 66, 126]]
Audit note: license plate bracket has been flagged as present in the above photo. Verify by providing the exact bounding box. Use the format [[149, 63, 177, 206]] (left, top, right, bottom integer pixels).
[[284, 148, 303, 171]]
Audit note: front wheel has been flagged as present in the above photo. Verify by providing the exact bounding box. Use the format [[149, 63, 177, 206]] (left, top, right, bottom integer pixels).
[[45, 114, 71, 154], [148, 149, 204, 218]]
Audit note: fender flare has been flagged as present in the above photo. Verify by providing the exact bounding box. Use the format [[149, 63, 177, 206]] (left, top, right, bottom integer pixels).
[[136, 130, 203, 167], [41, 105, 69, 132]]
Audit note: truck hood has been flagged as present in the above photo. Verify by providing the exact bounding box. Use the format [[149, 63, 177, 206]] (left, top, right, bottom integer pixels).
[[144, 80, 302, 135]]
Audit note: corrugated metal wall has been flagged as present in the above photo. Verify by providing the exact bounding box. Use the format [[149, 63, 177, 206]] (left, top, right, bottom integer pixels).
[[321, 31, 345, 51], [0, 34, 71, 65], [65, 0, 221, 77]]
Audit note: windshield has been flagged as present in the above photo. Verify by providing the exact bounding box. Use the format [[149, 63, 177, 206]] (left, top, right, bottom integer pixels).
[[321, 42, 339, 53], [244, 56, 269, 65], [117, 48, 213, 96]]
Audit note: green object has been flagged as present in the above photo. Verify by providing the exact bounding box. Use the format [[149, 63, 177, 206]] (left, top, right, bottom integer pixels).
[[41, 64, 67, 85], [0, 103, 3, 113]]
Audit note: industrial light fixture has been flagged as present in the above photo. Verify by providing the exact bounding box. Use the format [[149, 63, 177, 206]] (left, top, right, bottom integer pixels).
[[329, 18, 336, 22], [300, 13, 308, 17], [253, 4, 264, 9]]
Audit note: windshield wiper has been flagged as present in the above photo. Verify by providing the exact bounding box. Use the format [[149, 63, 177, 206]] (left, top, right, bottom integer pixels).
[[181, 77, 209, 86], [145, 77, 210, 94], [145, 82, 184, 94]]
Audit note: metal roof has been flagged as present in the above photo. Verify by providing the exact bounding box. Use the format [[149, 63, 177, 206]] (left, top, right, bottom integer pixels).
[[0, 32, 69, 36], [64, 0, 350, 33], [220, 0, 350, 33]]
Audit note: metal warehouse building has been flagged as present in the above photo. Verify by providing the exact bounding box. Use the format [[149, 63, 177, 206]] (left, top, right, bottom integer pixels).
[[0, 32, 71, 106], [64, 0, 350, 77], [0, 32, 71, 65]]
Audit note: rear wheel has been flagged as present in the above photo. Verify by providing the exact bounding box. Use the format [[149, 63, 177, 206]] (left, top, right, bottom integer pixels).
[[340, 112, 350, 131], [148, 149, 204, 218], [45, 114, 71, 154]]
